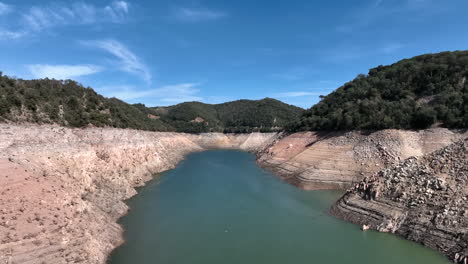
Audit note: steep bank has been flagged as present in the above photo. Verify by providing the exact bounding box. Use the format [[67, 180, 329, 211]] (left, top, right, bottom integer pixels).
[[331, 139, 468, 263], [257, 129, 467, 190], [0, 124, 466, 263], [0, 124, 279, 264]]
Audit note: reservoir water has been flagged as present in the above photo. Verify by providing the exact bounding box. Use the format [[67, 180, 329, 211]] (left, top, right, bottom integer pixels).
[[109, 150, 449, 264]]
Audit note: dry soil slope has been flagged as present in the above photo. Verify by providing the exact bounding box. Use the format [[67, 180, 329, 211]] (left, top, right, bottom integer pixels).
[[257, 128, 467, 190], [0, 124, 278, 264]]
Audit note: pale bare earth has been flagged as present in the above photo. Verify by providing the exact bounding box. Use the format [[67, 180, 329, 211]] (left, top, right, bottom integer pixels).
[[257, 129, 468, 190], [331, 139, 468, 262], [0, 124, 278, 264], [0, 124, 466, 264]]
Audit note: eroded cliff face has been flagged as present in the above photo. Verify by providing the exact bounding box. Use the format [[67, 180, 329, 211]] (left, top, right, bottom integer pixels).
[[331, 139, 468, 263], [0, 124, 466, 264], [0, 124, 279, 264], [257, 129, 467, 190]]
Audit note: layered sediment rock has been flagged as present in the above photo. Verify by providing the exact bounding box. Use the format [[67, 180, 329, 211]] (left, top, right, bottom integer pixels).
[[0, 124, 466, 263], [0, 124, 278, 264], [331, 139, 468, 262], [257, 129, 467, 190]]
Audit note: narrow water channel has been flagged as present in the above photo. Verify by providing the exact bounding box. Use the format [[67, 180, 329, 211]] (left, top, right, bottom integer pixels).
[[109, 150, 449, 264]]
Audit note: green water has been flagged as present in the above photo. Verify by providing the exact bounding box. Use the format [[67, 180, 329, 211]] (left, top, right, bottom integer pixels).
[[109, 150, 449, 264]]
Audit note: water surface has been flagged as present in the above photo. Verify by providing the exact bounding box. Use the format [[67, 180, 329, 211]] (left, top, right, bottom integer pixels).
[[109, 150, 449, 264]]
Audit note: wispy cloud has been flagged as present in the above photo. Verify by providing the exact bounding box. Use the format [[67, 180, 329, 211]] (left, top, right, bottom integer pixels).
[[100, 85, 153, 101], [104, 1, 130, 22], [86, 39, 151, 83], [157, 83, 202, 102], [0, 2, 12, 15], [336, 0, 441, 33], [173, 7, 227, 22], [27, 64, 103, 80], [0, 29, 25, 39], [0, 1, 130, 39], [324, 41, 405, 63], [100, 83, 203, 105], [22, 1, 130, 32]]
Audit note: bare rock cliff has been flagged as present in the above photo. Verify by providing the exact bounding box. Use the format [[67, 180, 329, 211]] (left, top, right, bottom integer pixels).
[[331, 139, 468, 262], [257, 129, 467, 190], [0, 124, 278, 264], [0, 124, 465, 263]]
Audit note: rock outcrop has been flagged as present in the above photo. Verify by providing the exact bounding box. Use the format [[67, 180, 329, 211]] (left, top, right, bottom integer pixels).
[[0, 124, 466, 263], [257, 129, 467, 190], [0, 124, 278, 264], [331, 139, 468, 262]]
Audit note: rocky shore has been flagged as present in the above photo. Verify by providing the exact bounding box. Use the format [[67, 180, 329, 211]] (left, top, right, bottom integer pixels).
[[0, 124, 278, 264], [257, 129, 467, 190], [331, 139, 468, 263], [0, 124, 466, 263]]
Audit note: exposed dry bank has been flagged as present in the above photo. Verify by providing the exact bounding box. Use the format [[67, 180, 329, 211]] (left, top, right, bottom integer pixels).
[[331, 139, 468, 263], [257, 129, 467, 189], [0, 124, 279, 264], [0, 124, 466, 263], [256, 128, 467, 262]]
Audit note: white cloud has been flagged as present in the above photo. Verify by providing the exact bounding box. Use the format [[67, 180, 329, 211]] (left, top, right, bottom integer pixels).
[[100, 85, 151, 100], [112, 1, 129, 13], [100, 83, 203, 105], [104, 1, 130, 22], [273, 91, 323, 98], [0, 29, 25, 39], [0, 2, 12, 15], [86, 39, 151, 83], [156, 83, 202, 102], [21, 1, 130, 32], [173, 7, 227, 22], [28, 64, 103, 80]]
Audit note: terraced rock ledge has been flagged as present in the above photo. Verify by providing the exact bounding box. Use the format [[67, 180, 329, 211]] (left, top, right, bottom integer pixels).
[[331, 139, 468, 263], [257, 129, 467, 190], [0, 124, 466, 263]]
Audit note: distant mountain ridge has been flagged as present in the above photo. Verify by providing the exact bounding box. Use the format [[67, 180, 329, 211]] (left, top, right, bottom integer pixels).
[[152, 98, 303, 133], [0, 74, 303, 133], [289, 50, 468, 131], [1, 50, 467, 133]]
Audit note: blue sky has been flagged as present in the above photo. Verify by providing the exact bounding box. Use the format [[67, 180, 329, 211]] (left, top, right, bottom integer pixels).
[[0, 0, 467, 108]]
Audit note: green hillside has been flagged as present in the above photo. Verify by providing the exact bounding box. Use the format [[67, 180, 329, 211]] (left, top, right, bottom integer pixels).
[[0, 76, 171, 131], [289, 51, 468, 131], [153, 98, 304, 133], [0, 74, 303, 133]]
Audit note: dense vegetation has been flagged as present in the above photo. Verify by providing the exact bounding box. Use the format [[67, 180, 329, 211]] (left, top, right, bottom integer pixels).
[[153, 99, 303, 133], [0, 74, 302, 133], [289, 51, 468, 131], [2, 50, 466, 133], [0, 75, 171, 131]]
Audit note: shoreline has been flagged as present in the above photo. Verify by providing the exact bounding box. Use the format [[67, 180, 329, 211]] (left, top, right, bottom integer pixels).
[[0, 124, 465, 263], [0, 124, 280, 263]]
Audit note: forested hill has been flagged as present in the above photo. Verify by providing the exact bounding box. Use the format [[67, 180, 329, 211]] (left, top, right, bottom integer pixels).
[[289, 50, 468, 131], [152, 99, 303, 133], [0, 74, 303, 133]]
